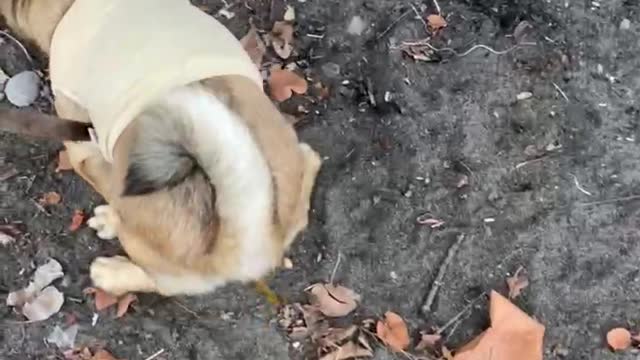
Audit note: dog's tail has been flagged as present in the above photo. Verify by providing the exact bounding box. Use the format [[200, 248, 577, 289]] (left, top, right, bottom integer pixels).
[[0, 0, 74, 52], [122, 85, 274, 231]]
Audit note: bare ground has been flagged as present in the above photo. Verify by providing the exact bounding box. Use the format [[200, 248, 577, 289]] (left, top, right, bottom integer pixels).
[[2, 0, 640, 359]]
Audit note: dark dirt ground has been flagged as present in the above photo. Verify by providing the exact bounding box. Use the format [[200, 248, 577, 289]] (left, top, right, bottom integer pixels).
[[2, 0, 640, 359]]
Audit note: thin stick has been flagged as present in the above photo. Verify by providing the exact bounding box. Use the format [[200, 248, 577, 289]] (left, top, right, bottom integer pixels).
[[422, 234, 467, 314], [436, 292, 487, 334], [410, 4, 430, 34], [173, 299, 200, 318], [399, 40, 537, 57], [432, 0, 442, 14], [376, 9, 412, 40], [569, 174, 593, 196], [144, 349, 165, 360], [552, 82, 570, 102], [329, 252, 342, 284], [514, 156, 547, 170], [578, 194, 640, 207], [0, 30, 33, 64]]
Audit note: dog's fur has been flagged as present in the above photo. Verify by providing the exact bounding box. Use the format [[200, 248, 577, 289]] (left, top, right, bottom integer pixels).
[[0, 0, 321, 296]]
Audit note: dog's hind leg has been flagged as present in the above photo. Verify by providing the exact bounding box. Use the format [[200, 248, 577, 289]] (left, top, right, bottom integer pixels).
[[0, 0, 74, 52], [63, 141, 116, 202], [90, 256, 157, 296]]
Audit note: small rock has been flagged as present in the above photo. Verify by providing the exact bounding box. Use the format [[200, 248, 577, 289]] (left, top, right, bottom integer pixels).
[[5, 71, 41, 107], [516, 91, 533, 101], [321, 62, 341, 78], [347, 16, 367, 35], [620, 18, 631, 30], [283, 5, 296, 21]]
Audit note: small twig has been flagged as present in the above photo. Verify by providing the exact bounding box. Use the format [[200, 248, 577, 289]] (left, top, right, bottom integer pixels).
[[578, 194, 640, 207], [410, 4, 430, 34], [376, 9, 412, 40], [569, 174, 593, 196], [398, 40, 537, 58], [422, 234, 467, 314], [0, 30, 33, 65], [144, 349, 165, 360], [552, 82, 570, 102], [432, 0, 442, 14], [514, 156, 548, 170], [329, 252, 342, 284], [436, 292, 487, 335], [173, 299, 200, 318]]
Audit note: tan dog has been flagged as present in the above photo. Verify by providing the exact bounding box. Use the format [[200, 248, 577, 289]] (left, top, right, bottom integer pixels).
[[0, 0, 321, 296]]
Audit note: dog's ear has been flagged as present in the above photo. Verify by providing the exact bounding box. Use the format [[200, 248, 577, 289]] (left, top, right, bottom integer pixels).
[[122, 142, 197, 196]]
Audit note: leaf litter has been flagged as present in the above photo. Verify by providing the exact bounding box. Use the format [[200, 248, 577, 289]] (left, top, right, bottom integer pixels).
[[269, 68, 308, 102], [84, 287, 137, 318], [376, 311, 410, 352], [69, 210, 85, 231], [306, 283, 360, 317], [7, 258, 65, 322], [240, 25, 267, 68], [606, 327, 632, 351], [270, 21, 294, 59], [452, 291, 544, 360], [506, 266, 529, 299]]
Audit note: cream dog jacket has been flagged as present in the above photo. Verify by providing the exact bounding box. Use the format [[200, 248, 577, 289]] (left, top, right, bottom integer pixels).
[[50, 0, 263, 162]]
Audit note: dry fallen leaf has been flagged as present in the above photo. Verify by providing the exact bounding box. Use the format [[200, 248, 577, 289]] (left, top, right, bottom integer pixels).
[[271, 21, 294, 59], [116, 293, 137, 318], [240, 25, 267, 68], [22, 286, 64, 322], [69, 210, 85, 232], [506, 266, 529, 299], [607, 328, 632, 351], [376, 311, 410, 352], [84, 288, 136, 317], [91, 350, 119, 360], [319, 340, 373, 360], [39, 191, 62, 205], [0, 225, 17, 245], [56, 150, 73, 172], [7, 258, 64, 307], [453, 290, 545, 360], [427, 14, 447, 32], [84, 287, 118, 311], [416, 332, 442, 351], [306, 283, 360, 317], [47, 324, 79, 350], [318, 325, 358, 349], [269, 69, 308, 102]]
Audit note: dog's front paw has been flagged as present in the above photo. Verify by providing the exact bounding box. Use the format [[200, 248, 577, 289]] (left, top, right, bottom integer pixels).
[[87, 205, 119, 240], [90, 256, 156, 296]]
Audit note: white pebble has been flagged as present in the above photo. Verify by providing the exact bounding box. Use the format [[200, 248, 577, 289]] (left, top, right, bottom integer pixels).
[[620, 18, 631, 30], [347, 16, 367, 35], [5, 70, 41, 107], [516, 92, 533, 101]]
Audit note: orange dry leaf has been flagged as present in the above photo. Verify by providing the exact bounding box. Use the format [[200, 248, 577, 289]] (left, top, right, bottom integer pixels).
[[607, 328, 632, 351], [271, 21, 294, 59], [91, 350, 119, 360], [240, 25, 267, 68], [453, 290, 545, 360], [116, 293, 138, 318], [84, 287, 118, 311], [416, 332, 442, 351], [306, 283, 360, 317], [69, 210, 85, 231], [268, 69, 308, 102], [376, 311, 410, 352], [84, 287, 137, 318], [56, 150, 73, 172], [39, 191, 62, 205], [506, 266, 529, 299], [427, 14, 447, 31]]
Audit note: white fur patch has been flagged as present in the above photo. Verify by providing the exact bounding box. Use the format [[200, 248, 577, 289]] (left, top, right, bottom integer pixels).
[[163, 86, 276, 282]]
